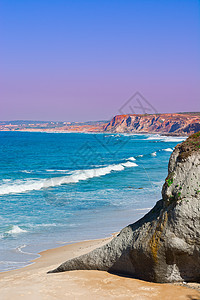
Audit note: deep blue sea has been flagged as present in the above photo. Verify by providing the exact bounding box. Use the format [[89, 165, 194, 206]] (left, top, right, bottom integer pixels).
[[0, 131, 186, 271]]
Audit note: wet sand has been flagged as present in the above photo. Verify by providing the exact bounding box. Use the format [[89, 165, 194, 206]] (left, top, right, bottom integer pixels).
[[0, 236, 199, 300]]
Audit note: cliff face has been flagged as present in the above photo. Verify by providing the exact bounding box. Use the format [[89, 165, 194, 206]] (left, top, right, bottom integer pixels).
[[162, 132, 200, 203], [48, 132, 200, 283], [104, 113, 200, 136]]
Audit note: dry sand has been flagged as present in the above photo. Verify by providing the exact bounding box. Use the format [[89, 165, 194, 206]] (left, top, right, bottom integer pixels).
[[0, 236, 199, 300]]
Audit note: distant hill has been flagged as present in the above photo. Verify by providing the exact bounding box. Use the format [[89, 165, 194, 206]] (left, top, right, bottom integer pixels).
[[104, 113, 200, 136]]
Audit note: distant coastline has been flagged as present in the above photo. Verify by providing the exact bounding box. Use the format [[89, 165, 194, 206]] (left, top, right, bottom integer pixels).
[[1, 112, 200, 136]]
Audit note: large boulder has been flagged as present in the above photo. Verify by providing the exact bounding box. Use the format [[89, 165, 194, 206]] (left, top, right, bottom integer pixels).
[[48, 132, 200, 283]]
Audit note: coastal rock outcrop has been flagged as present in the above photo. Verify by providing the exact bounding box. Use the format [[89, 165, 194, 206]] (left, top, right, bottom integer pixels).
[[104, 113, 200, 136], [48, 132, 200, 283]]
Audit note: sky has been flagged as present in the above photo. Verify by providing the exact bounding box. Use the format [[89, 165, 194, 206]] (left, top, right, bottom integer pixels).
[[0, 0, 200, 121]]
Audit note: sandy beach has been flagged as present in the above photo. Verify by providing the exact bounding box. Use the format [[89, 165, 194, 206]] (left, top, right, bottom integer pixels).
[[0, 236, 199, 300]]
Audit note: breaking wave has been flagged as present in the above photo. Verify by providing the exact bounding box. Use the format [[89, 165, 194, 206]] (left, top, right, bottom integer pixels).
[[122, 161, 138, 167], [151, 152, 157, 157], [5, 225, 27, 235], [126, 157, 136, 161], [146, 135, 186, 142], [0, 161, 138, 196], [162, 148, 173, 152]]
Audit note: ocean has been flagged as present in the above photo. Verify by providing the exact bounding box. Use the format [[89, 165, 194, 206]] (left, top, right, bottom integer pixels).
[[0, 131, 186, 272]]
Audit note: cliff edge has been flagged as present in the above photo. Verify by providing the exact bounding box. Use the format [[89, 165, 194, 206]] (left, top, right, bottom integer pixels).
[[48, 132, 200, 283], [104, 113, 200, 136]]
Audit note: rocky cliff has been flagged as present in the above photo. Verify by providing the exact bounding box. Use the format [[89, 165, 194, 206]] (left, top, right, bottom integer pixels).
[[48, 132, 200, 283], [104, 113, 200, 136]]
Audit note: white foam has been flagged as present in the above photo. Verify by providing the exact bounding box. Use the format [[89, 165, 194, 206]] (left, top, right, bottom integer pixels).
[[0, 162, 138, 196], [45, 169, 69, 173], [163, 148, 173, 152], [16, 244, 37, 256], [122, 161, 138, 167], [151, 152, 157, 157], [163, 137, 186, 142], [146, 135, 186, 143], [146, 134, 162, 140], [127, 157, 136, 161], [6, 225, 27, 235], [137, 154, 143, 157]]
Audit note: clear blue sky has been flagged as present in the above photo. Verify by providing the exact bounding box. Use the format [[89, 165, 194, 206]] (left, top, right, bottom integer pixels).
[[0, 0, 200, 121]]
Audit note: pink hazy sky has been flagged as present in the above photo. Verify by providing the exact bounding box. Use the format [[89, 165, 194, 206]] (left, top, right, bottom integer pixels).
[[0, 0, 200, 121]]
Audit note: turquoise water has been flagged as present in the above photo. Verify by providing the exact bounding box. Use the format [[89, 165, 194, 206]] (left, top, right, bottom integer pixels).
[[0, 131, 186, 271]]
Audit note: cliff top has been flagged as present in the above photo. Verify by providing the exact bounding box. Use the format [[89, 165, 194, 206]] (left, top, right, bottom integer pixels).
[[176, 131, 200, 160], [113, 112, 200, 119]]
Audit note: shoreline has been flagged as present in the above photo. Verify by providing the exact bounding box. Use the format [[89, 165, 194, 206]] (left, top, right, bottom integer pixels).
[[0, 236, 200, 299], [0, 206, 156, 274], [0, 129, 190, 136], [0, 234, 117, 273]]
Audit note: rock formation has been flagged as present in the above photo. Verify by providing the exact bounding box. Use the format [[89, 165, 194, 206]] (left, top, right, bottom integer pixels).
[[104, 113, 200, 136], [48, 132, 200, 283]]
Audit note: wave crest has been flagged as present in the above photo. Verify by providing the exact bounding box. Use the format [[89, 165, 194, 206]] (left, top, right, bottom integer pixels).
[[163, 148, 173, 152], [0, 162, 138, 196], [6, 225, 27, 235], [146, 135, 186, 142], [151, 152, 157, 157]]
